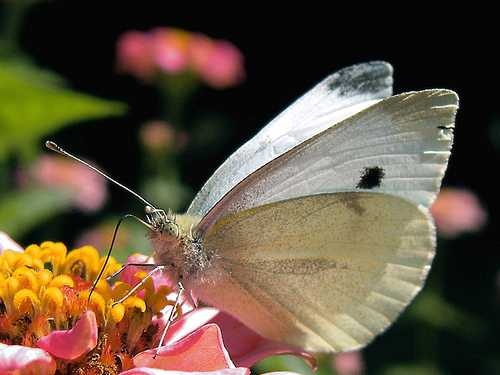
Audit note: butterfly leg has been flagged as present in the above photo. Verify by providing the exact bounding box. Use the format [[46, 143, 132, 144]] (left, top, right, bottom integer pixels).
[[112, 265, 166, 306], [154, 281, 185, 359]]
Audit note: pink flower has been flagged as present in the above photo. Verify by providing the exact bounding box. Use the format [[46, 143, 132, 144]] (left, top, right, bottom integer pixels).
[[37, 310, 98, 360], [132, 324, 238, 372], [190, 37, 245, 89], [115, 28, 245, 89], [0, 313, 97, 374], [127, 322, 303, 375], [333, 351, 364, 375], [431, 188, 487, 238], [29, 155, 108, 212], [153, 307, 316, 370], [0, 240, 174, 374], [151, 29, 190, 73], [117, 31, 156, 80]]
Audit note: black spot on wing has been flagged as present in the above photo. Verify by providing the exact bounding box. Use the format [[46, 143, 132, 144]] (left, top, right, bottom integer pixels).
[[356, 167, 385, 189], [328, 61, 393, 96]]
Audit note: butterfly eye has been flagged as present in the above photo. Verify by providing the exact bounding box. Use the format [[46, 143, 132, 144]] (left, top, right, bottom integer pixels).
[[165, 222, 180, 238]]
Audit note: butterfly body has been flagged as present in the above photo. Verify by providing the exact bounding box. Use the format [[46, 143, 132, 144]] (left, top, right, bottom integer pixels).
[[149, 215, 212, 282]]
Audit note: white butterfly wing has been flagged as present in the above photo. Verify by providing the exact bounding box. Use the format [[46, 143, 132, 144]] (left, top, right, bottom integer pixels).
[[196, 89, 458, 233], [190, 193, 434, 352], [187, 62, 393, 218]]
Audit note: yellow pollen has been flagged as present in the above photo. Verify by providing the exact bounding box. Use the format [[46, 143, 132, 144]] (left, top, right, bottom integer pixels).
[[13, 267, 40, 292], [49, 274, 74, 288], [123, 296, 146, 313], [0, 240, 176, 366], [37, 269, 53, 287], [41, 287, 64, 312], [13, 289, 40, 315], [109, 302, 125, 323], [80, 290, 107, 319], [63, 246, 100, 280]]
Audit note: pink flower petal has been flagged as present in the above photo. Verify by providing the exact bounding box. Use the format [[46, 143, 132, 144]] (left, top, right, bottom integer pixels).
[[133, 324, 234, 371], [37, 310, 98, 360], [0, 343, 56, 375], [120, 368, 249, 375], [158, 308, 316, 369], [122, 254, 174, 290], [0, 231, 23, 253]]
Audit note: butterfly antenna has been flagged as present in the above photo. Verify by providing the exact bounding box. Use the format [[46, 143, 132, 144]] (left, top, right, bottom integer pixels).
[[88, 213, 154, 302], [45, 141, 157, 209]]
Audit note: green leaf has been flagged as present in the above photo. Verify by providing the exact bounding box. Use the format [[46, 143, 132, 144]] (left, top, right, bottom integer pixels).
[[0, 59, 126, 160], [0, 187, 72, 237]]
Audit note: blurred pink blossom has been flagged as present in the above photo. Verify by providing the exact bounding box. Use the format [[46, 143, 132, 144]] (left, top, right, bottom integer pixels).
[[116, 31, 156, 80], [140, 121, 176, 152], [190, 37, 245, 89], [431, 188, 487, 238], [333, 351, 364, 375], [116, 28, 245, 89], [31, 155, 108, 212], [151, 29, 190, 73]]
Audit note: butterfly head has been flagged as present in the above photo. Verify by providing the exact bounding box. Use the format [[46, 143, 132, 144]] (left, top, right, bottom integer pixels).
[[145, 205, 179, 237]]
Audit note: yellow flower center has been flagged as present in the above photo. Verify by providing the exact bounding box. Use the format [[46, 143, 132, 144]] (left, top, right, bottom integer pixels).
[[0, 241, 174, 373]]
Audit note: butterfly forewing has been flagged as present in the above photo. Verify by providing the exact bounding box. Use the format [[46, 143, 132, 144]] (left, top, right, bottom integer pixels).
[[190, 193, 434, 352], [196, 89, 458, 233], [188, 61, 394, 218]]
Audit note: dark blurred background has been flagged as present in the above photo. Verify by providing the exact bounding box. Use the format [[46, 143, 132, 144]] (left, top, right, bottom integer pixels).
[[1, 2, 498, 374]]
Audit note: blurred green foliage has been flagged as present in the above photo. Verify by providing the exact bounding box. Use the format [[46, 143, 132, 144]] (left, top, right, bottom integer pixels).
[[0, 59, 125, 161], [0, 187, 72, 237]]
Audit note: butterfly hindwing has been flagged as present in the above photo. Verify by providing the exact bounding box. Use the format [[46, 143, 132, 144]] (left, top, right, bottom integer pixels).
[[191, 193, 434, 352]]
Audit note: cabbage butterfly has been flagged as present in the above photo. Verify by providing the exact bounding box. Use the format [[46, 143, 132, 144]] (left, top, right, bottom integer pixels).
[[48, 61, 458, 353]]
